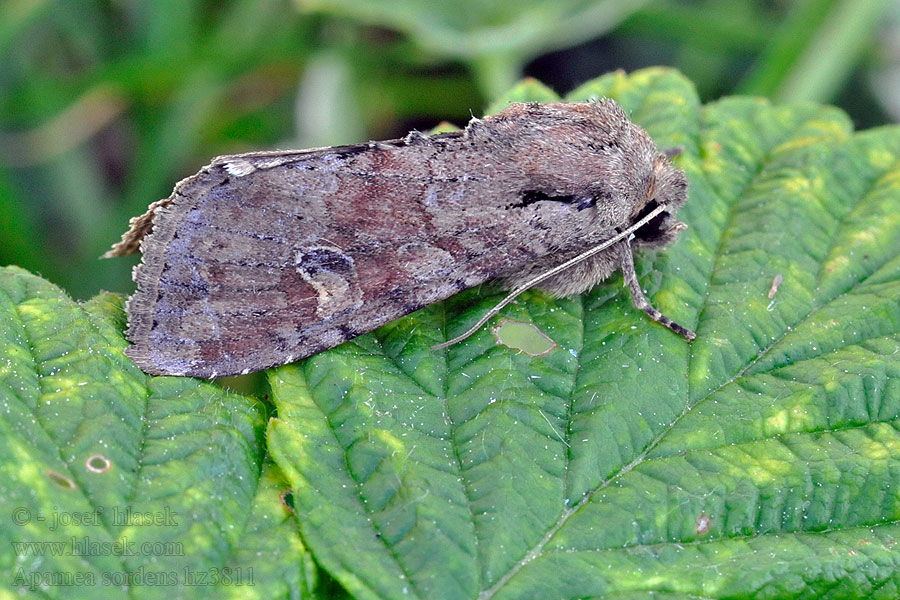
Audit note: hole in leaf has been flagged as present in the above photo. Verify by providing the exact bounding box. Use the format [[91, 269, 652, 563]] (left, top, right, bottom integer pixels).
[[280, 489, 295, 514], [695, 513, 711, 535], [45, 469, 76, 490], [85, 454, 112, 474], [492, 317, 557, 357]]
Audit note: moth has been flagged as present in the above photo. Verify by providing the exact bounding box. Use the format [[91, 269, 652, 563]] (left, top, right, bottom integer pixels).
[[106, 100, 694, 378]]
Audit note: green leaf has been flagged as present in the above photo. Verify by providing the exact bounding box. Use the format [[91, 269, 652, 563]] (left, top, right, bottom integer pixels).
[[483, 77, 559, 115], [268, 67, 900, 598], [0, 266, 313, 598], [217, 460, 317, 599]]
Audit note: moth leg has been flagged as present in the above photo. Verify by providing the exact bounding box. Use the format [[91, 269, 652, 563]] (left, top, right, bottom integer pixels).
[[619, 241, 696, 341]]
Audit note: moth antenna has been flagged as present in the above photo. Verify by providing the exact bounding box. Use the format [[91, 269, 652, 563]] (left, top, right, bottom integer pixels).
[[431, 204, 669, 351]]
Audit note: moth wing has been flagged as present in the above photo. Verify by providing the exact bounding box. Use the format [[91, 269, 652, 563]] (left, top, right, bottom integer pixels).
[[124, 141, 566, 377]]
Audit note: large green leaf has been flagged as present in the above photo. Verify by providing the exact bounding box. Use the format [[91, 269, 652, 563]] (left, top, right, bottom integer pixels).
[[268, 68, 900, 598], [0, 266, 312, 598]]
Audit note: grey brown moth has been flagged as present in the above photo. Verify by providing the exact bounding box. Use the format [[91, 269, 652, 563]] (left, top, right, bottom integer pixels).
[[106, 100, 694, 378]]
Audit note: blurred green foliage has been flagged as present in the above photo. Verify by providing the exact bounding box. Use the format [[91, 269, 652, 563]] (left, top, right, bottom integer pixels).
[[0, 0, 894, 299]]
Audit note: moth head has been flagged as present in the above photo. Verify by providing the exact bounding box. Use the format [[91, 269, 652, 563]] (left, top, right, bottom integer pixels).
[[630, 153, 688, 248]]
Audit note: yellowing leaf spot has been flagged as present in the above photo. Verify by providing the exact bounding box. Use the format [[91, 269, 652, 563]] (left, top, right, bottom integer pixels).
[[764, 409, 789, 432], [375, 429, 406, 455], [765, 457, 794, 475], [867, 148, 896, 169], [15, 448, 43, 488], [701, 149, 724, 174], [882, 169, 900, 187], [823, 254, 849, 274], [775, 136, 827, 153], [745, 464, 772, 484], [859, 439, 890, 461], [785, 178, 811, 194], [851, 228, 877, 244], [17, 302, 42, 319], [647, 91, 685, 109]]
